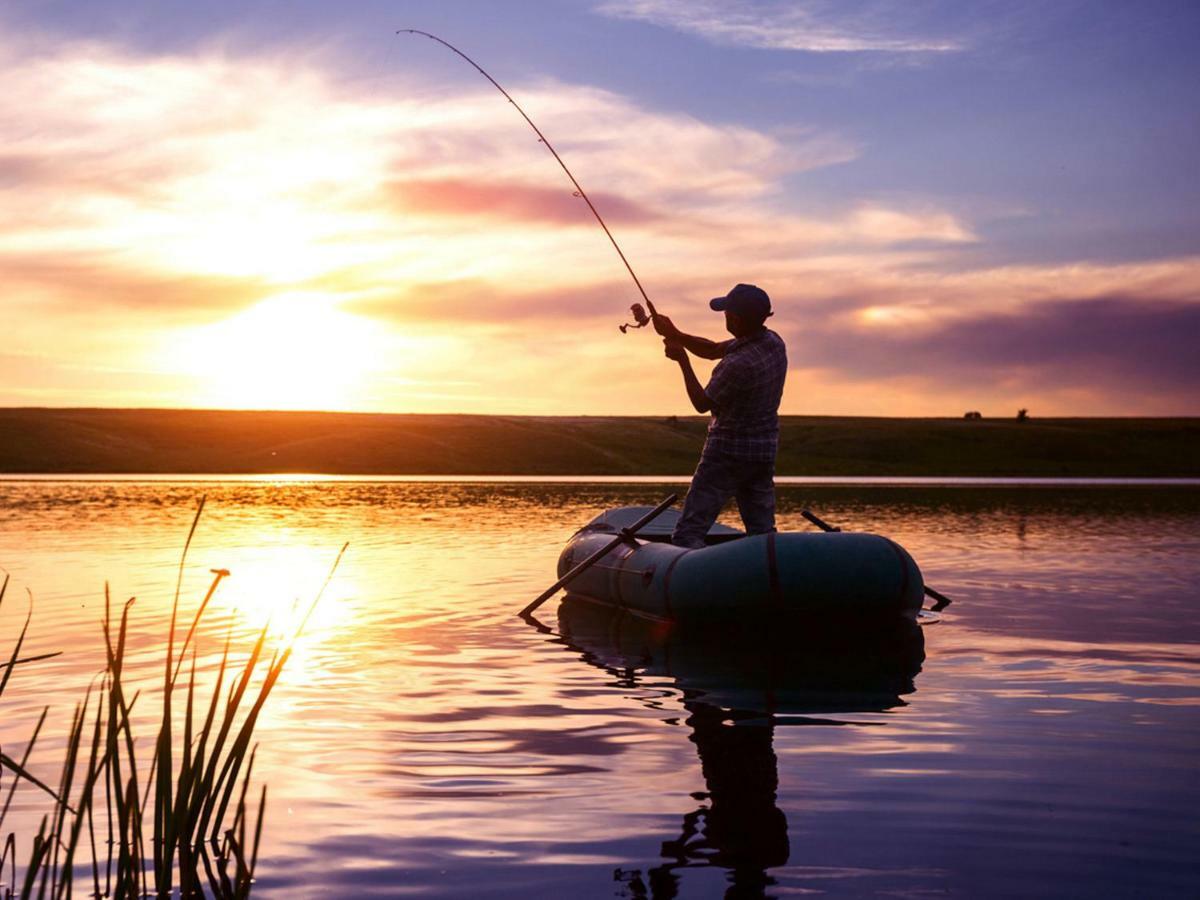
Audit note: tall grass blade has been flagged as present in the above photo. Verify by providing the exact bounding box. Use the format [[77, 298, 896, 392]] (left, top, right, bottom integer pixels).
[[0, 594, 33, 701], [0, 709, 47, 834], [0, 759, 67, 816], [17, 816, 48, 900], [3, 832, 16, 900]]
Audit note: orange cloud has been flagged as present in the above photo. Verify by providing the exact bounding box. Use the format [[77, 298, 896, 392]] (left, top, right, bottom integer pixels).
[[1, 252, 267, 316]]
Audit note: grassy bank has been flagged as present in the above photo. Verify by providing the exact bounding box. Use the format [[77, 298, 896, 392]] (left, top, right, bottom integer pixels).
[[1, 408, 1198, 477]]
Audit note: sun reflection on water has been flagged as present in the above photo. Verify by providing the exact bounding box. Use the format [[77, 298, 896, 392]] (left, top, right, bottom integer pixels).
[[204, 540, 358, 654]]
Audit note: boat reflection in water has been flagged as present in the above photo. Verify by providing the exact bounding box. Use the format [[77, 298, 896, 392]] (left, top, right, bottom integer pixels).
[[551, 597, 927, 898]]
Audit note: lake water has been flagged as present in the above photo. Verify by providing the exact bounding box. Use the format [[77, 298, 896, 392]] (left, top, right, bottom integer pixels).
[[1, 480, 1198, 898]]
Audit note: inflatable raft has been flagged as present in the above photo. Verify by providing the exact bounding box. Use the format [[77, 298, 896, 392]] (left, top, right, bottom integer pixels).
[[557, 506, 925, 624]]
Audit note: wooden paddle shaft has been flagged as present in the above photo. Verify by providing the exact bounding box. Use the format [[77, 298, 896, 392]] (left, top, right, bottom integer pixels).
[[520, 494, 678, 618]]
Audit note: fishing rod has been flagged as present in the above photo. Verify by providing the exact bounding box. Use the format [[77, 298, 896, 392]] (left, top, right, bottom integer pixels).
[[397, 29, 658, 332]]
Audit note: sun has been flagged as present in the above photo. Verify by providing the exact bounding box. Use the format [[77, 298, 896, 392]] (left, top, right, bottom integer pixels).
[[170, 292, 388, 410]]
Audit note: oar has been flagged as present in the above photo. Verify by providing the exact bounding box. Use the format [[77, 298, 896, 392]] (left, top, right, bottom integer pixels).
[[520, 494, 678, 618], [800, 508, 954, 612]]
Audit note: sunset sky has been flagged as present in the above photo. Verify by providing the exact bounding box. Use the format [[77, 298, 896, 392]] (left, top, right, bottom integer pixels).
[[3, 0, 1197, 415]]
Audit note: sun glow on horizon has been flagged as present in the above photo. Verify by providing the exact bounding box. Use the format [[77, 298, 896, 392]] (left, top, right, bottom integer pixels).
[[167, 292, 394, 410]]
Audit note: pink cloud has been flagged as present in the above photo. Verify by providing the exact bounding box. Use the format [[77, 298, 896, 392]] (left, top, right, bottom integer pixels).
[[385, 178, 662, 227]]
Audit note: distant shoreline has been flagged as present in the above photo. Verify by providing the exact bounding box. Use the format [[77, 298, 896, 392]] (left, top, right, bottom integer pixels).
[[3, 474, 1199, 488], [2, 408, 1198, 477]]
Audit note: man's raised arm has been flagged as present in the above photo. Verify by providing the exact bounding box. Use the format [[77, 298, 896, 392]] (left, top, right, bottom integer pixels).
[[651, 313, 727, 360]]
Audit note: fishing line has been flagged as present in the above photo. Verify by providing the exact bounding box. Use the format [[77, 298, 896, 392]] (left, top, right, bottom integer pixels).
[[396, 29, 657, 323]]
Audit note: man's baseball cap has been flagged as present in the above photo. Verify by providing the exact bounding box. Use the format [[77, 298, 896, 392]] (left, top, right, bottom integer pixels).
[[710, 283, 772, 319]]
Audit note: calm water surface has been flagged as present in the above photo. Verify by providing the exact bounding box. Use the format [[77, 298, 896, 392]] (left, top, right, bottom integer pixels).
[[1, 481, 1198, 898]]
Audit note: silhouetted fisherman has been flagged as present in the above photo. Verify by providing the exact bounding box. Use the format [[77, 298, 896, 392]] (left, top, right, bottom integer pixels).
[[654, 284, 787, 548]]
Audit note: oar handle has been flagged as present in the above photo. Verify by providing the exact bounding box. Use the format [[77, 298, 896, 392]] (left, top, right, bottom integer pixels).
[[800, 508, 953, 611], [922, 585, 953, 612], [520, 494, 678, 618], [801, 509, 840, 532]]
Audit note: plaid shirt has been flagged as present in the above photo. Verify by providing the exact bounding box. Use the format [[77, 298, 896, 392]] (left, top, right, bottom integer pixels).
[[702, 329, 787, 462]]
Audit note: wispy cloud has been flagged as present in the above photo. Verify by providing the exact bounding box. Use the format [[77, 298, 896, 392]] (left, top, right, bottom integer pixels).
[[0, 35, 858, 281], [0, 252, 268, 316], [594, 0, 964, 53]]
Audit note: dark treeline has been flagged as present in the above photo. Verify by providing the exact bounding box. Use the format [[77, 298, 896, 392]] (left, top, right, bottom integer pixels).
[[1, 408, 1197, 476]]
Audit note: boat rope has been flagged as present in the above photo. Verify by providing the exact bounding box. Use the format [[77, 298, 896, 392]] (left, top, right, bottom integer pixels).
[[397, 29, 654, 313]]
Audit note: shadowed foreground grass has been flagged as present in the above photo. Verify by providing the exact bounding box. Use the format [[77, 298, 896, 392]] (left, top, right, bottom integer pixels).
[[1, 408, 1198, 477], [0, 498, 345, 899]]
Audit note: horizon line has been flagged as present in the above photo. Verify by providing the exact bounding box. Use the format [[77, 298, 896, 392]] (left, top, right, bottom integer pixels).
[[3, 406, 1198, 421]]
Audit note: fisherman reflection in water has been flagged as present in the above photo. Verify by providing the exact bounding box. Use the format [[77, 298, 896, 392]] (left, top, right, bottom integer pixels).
[[647, 697, 789, 898], [653, 284, 787, 548]]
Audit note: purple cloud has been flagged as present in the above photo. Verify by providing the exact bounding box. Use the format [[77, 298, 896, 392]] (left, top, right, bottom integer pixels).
[[794, 295, 1200, 397]]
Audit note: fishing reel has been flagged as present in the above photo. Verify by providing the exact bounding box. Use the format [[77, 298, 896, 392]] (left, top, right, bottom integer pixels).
[[619, 303, 651, 333]]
